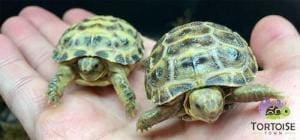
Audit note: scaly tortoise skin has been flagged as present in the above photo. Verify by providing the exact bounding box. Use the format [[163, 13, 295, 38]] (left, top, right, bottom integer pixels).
[[47, 16, 144, 115], [137, 22, 282, 131]]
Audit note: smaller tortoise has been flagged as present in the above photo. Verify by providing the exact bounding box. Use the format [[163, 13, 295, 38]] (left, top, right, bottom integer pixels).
[[137, 22, 282, 131], [47, 16, 144, 115]]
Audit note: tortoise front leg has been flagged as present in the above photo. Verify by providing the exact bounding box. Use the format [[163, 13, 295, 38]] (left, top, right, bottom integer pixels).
[[225, 84, 283, 103], [110, 71, 136, 116], [137, 97, 183, 132], [47, 64, 75, 104]]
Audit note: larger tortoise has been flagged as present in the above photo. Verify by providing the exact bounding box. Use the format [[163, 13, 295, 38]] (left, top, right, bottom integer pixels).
[[47, 16, 144, 115], [137, 22, 282, 131]]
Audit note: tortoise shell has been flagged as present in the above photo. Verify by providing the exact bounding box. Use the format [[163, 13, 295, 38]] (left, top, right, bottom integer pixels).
[[53, 16, 144, 65], [145, 22, 258, 105]]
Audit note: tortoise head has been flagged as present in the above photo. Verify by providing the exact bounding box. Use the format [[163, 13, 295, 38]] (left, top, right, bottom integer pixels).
[[78, 57, 106, 81], [187, 88, 224, 123]]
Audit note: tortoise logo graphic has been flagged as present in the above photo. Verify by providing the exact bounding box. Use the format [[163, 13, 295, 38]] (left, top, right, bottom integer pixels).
[[258, 98, 290, 120]]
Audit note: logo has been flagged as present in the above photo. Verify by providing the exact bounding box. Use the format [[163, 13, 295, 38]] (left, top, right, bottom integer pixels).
[[250, 98, 296, 136], [258, 98, 291, 120]]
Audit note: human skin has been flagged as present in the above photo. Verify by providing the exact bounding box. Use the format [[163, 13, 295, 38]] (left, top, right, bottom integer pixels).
[[0, 6, 299, 140]]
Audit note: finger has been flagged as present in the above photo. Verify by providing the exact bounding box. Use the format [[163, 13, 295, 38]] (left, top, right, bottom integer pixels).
[[250, 15, 300, 69], [19, 6, 69, 45], [1, 16, 57, 80], [0, 35, 47, 138], [63, 8, 94, 24], [142, 36, 156, 57]]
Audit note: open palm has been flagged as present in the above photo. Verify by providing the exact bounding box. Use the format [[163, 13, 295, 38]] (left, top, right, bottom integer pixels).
[[0, 7, 299, 140]]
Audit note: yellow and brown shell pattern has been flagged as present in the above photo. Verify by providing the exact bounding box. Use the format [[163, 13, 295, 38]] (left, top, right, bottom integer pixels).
[[53, 16, 144, 65], [145, 22, 258, 105]]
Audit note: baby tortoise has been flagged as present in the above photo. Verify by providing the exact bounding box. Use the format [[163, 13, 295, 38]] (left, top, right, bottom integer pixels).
[[47, 16, 144, 115], [137, 22, 282, 131]]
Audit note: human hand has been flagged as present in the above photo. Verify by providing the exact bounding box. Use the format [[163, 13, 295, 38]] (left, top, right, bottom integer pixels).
[[0, 6, 299, 140]]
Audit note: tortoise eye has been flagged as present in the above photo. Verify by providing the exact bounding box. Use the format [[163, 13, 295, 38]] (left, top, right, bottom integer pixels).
[[94, 64, 99, 68]]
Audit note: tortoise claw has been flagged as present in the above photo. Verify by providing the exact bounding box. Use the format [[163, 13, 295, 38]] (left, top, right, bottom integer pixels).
[[136, 118, 152, 132], [125, 102, 136, 118], [126, 108, 137, 118], [137, 126, 151, 133], [47, 91, 62, 106]]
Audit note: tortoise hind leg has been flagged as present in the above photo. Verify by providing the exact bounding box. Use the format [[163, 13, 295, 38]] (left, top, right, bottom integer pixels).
[[47, 64, 75, 104], [223, 103, 236, 112], [225, 84, 283, 103]]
